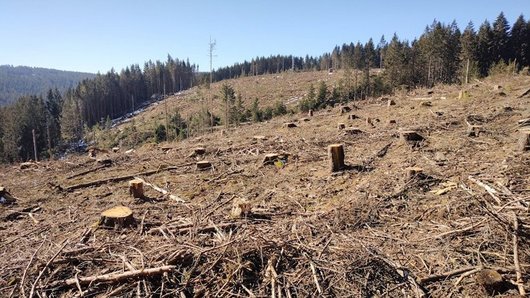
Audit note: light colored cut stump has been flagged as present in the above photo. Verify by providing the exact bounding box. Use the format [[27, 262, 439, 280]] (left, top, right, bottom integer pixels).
[[405, 167, 424, 180], [20, 162, 37, 170], [263, 153, 279, 165], [284, 122, 297, 128], [328, 144, 345, 172], [100, 206, 134, 229], [196, 161, 212, 171], [128, 179, 144, 198], [337, 123, 346, 130], [387, 99, 396, 106], [231, 198, 252, 218], [308, 110, 313, 117], [467, 125, 482, 137], [518, 130, 530, 151], [112, 147, 120, 153]]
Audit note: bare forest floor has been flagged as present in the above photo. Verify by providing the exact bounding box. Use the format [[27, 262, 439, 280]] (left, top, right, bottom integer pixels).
[[1, 72, 530, 297]]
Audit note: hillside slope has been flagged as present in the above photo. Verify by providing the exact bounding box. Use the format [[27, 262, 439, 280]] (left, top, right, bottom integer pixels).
[[1, 73, 529, 297], [0, 65, 95, 105]]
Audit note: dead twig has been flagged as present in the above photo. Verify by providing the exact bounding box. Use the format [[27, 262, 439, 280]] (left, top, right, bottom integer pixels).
[[29, 240, 68, 298], [20, 238, 46, 298], [512, 212, 526, 296]]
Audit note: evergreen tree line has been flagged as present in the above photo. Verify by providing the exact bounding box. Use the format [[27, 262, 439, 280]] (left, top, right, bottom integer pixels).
[[210, 12, 530, 90], [0, 55, 197, 162]]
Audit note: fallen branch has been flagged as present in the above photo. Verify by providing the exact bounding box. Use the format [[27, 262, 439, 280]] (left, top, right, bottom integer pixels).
[[66, 164, 111, 180], [419, 266, 478, 285], [468, 176, 502, 205], [133, 177, 185, 203], [20, 238, 46, 297], [61, 265, 176, 287], [512, 212, 526, 296], [65, 163, 193, 191], [29, 241, 68, 297]]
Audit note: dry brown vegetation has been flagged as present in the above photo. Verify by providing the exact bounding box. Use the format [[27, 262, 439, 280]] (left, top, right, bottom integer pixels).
[[1, 72, 530, 297]]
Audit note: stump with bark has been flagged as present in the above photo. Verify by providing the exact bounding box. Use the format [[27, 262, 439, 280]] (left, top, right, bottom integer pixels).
[[405, 167, 424, 181], [400, 130, 425, 148], [328, 144, 345, 172], [100, 206, 135, 229], [387, 99, 396, 106], [340, 106, 352, 114], [308, 110, 313, 117], [284, 122, 297, 128], [337, 123, 346, 130], [128, 179, 144, 198], [467, 125, 483, 137]]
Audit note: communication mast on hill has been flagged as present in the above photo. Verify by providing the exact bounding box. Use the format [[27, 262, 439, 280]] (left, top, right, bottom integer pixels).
[[208, 37, 217, 129]]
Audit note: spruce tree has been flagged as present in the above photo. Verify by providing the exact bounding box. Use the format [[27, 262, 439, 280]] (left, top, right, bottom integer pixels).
[[511, 15, 529, 68]]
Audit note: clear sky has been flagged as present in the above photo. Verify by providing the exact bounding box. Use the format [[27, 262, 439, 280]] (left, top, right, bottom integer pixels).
[[1, 0, 528, 73]]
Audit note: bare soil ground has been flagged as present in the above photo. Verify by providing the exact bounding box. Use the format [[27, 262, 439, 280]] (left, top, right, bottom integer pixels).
[[1, 73, 530, 297]]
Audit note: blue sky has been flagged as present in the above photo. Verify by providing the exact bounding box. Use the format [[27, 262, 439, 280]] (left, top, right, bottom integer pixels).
[[1, 0, 528, 73]]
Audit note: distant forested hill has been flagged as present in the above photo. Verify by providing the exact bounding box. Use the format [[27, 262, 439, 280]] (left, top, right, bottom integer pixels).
[[0, 65, 95, 105]]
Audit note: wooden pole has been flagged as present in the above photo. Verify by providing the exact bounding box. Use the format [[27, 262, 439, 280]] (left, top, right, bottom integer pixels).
[[328, 144, 345, 172], [32, 129, 38, 162]]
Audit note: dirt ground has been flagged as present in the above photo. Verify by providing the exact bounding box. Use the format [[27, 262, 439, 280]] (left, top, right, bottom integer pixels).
[[1, 73, 529, 297]]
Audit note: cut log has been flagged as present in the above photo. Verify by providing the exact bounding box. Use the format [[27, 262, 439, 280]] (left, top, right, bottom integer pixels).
[[20, 162, 38, 170], [518, 87, 530, 98], [253, 135, 267, 141], [196, 161, 212, 171], [337, 123, 346, 130], [405, 167, 424, 181], [0, 187, 16, 204], [518, 130, 530, 152], [518, 118, 530, 127], [308, 110, 313, 117], [128, 179, 144, 198], [300, 117, 310, 122], [231, 198, 252, 218], [343, 127, 364, 135], [284, 122, 297, 128], [328, 144, 345, 172], [467, 125, 482, 137], [112, 147, 120, 153], [100, 206, 134, 229], [475, 269, 505, 295], [400, 130, 425, 147], [387, 99, 396, 106], [263, 153, 279, 165]]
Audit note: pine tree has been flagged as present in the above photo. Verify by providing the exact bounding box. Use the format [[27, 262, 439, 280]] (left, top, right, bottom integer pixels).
[[220, 84, 236, 128], [511, 15, 529, 68], [460, 22, 478, 83], [492, 12, 511, 64], [477, 20, 494, 76]]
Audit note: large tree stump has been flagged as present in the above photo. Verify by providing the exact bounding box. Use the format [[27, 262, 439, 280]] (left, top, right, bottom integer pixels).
[[328, 144, 345, 172], [196, 161, 212, 171], [0, 187, 16, 204], [518, 130, 530, 151], [100, 206, 134, 229], [128, 179, 144, 198]]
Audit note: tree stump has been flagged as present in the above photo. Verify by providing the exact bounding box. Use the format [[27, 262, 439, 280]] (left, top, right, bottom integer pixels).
[[100, 206, 134, 229], [0, 187, 16, 204], [400, 130, 424, 147], [337, 123, 346, 130], [405, 167, 424, 181], [467, 125, 482, 137], [128, 179, 144, 198], [308, 110, 313, 117], [328, 144, 345, 172], [475, 269, 505, 295], [196, 160, 212, 171], [284, 122, 297, 128], [253, 135, 267, 141], [518, 130, 530, 151], [112, 147, 120, 153], [344, 127, 363, 135], [20, 162, 38, 170], [340, 106, 352, 114], [300, 118, 310, 122], [388, 119, 397, 124], [347, 114, 359, 120], [190, 147, 206, 157], [231, 198, 252, 218], [458, 90, 469, 99], [263, 153, 279, 165], [387, 99, 396, 106]]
